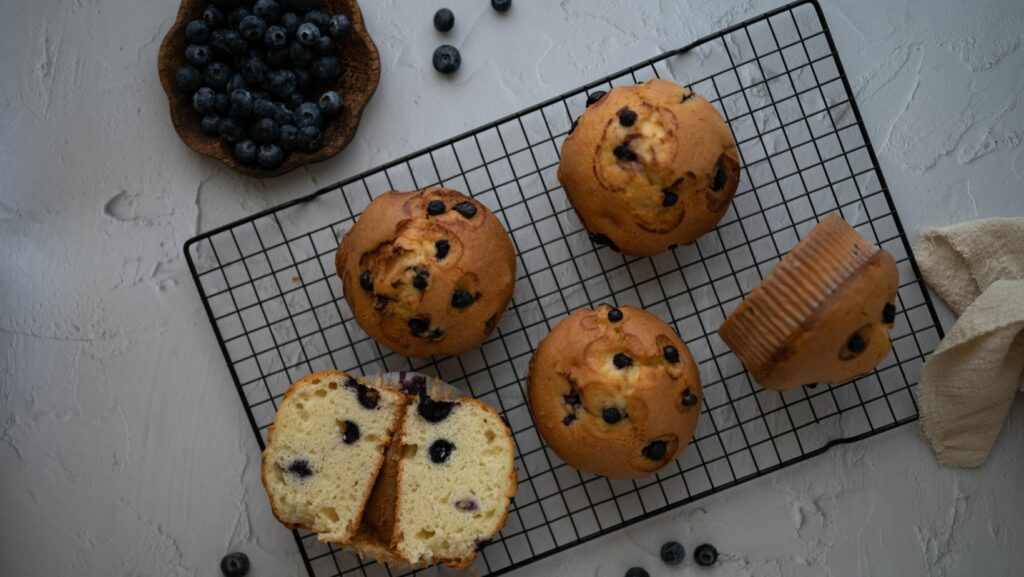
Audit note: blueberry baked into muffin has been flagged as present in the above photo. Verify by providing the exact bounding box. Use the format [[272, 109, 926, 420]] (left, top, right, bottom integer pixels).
[[261, 370, 406, 544], [262, 371, 517, 569], [336, 188, 516, 358], [558, 78, 740, 256], [528, 305, 702, 479], [718, 214, 899, 391]]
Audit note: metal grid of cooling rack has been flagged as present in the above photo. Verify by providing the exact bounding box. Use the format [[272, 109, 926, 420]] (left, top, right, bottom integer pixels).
[[184, 2, 944, 575]]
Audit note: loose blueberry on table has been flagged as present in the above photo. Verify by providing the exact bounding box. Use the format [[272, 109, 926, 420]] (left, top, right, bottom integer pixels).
[[694, 543, 719, 566], [624, 568, 649, 577], [174, 0, 353, 170], [220, 551, 250, 577], [491, 0, 513, 13], [660, 540, 685, 565], [433, 44, 461, 74], [434, 8, 455, 32]]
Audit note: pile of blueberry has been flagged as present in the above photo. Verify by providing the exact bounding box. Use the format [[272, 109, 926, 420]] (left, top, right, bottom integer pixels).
[[174, 0, 353, 169], [624, 540, 719, 576]]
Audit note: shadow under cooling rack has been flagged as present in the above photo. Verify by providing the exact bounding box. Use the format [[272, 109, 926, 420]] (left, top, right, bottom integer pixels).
[[184, 1, 944, 576]]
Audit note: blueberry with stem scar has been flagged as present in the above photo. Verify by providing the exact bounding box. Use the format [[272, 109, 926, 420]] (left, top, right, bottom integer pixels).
[[660, 541, 685, 566], [694, 543, 719, 567], [220, 552, 250, 577]]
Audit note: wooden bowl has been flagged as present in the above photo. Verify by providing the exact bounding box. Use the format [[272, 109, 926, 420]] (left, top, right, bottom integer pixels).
[[157, 0, 380, 178]]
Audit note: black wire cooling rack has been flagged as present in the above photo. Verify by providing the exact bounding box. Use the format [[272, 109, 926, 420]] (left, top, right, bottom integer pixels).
[[185, 1, 945, 575]]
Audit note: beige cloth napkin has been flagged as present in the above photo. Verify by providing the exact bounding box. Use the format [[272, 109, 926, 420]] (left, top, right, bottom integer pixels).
[[915, 217, 1024, 468]]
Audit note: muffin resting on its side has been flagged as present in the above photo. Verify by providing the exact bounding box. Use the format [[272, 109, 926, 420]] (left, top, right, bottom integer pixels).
[[718, 214, 900, 391], [336, 188, 516, 358], [558, 78, 740, 256], [528, 305, 702, 479]]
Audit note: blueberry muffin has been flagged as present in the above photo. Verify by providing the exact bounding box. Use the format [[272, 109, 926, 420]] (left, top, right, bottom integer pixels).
[[336, 188, 516, 358], [261, 371, 406, 544], [528, 305, 702, 479], [558, 79, 740, 256], [718, 214, 899, 391], [389, 387, 517, 568]]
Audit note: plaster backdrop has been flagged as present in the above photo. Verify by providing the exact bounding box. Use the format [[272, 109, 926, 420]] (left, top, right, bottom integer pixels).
[[1, 0, 1022, 576]]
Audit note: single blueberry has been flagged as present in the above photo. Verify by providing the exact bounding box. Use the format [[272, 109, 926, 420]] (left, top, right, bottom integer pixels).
[[433, 45, 461, 74], [297, 126, 322, 152], [280, 12, 301, 35], [251, 117, 281, 144], [220, 552, 250, 577], [184, 44, 211, 67], [202, 6, 225, 27], [434, 8, 455, 32], [313, 35, 334, 56], [662, 189, 678, 207], [294, 69, 312, 92], [230, 89, 253, 114], [428, 327, 445, 341], [279, 124, 300, 151], [681, 389, 698, 407], [215, 92, 230, 113], [660, 541, 685, 566], [268, 69, 297, 98], [434, 239, 450, 260], [564, 390, 581, 407], [694, 543, 718, 567], [340, 420, 360, 444], [563, 414, 577, 426], [455, 497, 478, 512], [289, 40, 314, 68], [286, 458, 313, 478], [228, 7, 250, 29], [294, 102, 322, 128], [585, 90, 606, 106], [226, 73, 249, 96], [201, 114, 223, 135], [882, 303, 896, 324], [318, 91, 342, 116], [847, 333, 867, 353], [429, 439, 455, 464], [451, 290, 475, 309], [304, 9, 330, 30], [328, 14, 352, 38], [225, 31, 250, 56], [618, 107, 637, 126], [233, 140, 258, 164], [491, 0, 512, 13], [642, 440, 667, 461], [452, 201, 477, 218], [602, 407, 623, 424], [408, 317, 429, 336], [185, 20, 211, 43], [203, 62, 232, 90], [418, 396, 458, 423], [297, 22, 321, 46], [239, 15, 268, 41], [344, 378, 381, 410], [272, 104, 294, 126], [359, 270, 373, 292], [258, 144, 285, 169], [712, 168, 727, 191], [253, 98, 276, 118], [427, 200, 446, 216], [266, 47, 291, 69], [624, 568, 649, 577], [193, 87, 218, 114], [613, 352, 633, 369], [613, 144, 637, 162], [263, 24, 288, 49], [241, 55, 269, 84], [253, 0, 282, 21], [310, 56, 340, 84], [175, 65, 202, 93], [607, 307, 623, 322], [663, 345, 680, 363], [412, 269, 429, 290]]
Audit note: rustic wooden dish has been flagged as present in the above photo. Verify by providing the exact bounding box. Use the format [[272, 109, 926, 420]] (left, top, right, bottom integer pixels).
[[157, 0, 380, 178]]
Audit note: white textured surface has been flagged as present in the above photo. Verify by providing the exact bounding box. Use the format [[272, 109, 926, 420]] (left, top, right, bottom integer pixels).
[[1, 0, 1023, 575]]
